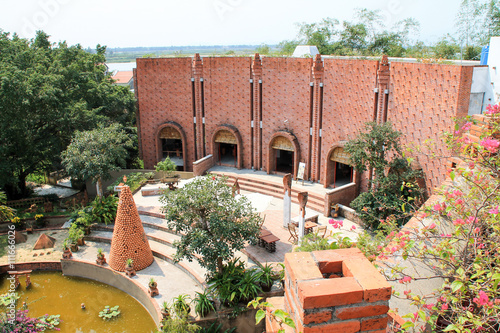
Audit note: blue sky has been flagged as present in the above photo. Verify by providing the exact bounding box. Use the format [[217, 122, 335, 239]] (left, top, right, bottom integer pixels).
[[1, 0, 462, 47]]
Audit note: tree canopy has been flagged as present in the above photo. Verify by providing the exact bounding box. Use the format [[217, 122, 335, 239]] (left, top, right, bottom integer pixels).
[[61, 123, 132, 197], [345, 122, 424, 229], [160, 175, 261, 275], [0, 30, 136, 199]]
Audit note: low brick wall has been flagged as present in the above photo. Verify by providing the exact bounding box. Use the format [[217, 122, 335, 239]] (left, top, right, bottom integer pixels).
[[0, 261, 62, 275], [193, 155, 214, 177], [61, 259, 161, 326], [267, 248, 391, 332], [325, 183, 358, 216]]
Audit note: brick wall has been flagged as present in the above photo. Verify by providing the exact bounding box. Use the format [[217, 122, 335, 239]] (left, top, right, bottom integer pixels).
[[387, 63, 474, 193], [135, 56, 476, 197], [135, 58, 194, 170], [0, 261, 62, 275], [193, 155, 215, 176], [267, 248, 391, 332]]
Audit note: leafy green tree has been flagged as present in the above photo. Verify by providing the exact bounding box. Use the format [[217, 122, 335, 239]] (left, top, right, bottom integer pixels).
[[456, 0, 486, 47], [61, 123, 132, 197], [160, 175, 261, 275], [0, 30, 135, 199], [433, 34, 460, 59], [256, 43, 270, 55], [277, 40, 300, 55], [0, 191, 14, 222], [295, 17, 339, 54], [345, 122, 424, 229]]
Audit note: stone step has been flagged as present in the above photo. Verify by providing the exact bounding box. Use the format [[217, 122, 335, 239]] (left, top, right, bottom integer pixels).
[[85, 229, 206, 287], [213, 172, 325, 213]]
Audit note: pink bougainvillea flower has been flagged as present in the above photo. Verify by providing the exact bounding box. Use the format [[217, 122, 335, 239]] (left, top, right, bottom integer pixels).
[[461, 122, 472, 131], [466, 216, 478, 224], [453, 218, 465, 226], [399, 276, 412, 284], [473, 291, 490, 306], [350, 225, 357, 231], [480, 138, 500, 153], [433, 203, 444, 212], [489, 206, 499, 215], [485, 103, 500, 115], [427, 223, 437, 229], [441, 303, 449, 311], [329, 219, 343, 229]]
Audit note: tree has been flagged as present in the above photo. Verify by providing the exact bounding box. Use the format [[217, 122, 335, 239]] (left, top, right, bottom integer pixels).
[[344, 122, 424, 229], [0, 191, 14, 222], [433, 34, 460, 59], [295, 17, 339, 54], [256, 43, 270, 55], [456, 0, 486, 48], [160, 175, 261, 275], [0, 30, 135, 199], [61, 123, 132, 197]]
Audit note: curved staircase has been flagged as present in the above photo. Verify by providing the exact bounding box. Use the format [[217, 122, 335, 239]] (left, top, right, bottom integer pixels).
[[85, 214, 207, 288]]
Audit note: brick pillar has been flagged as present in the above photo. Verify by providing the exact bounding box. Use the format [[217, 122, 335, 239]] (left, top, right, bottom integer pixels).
[[193, 53, 204, 160], [310, 54, 324, 182], [133, 68, 142, 160], [252, 53, 263, 170], [375, 55, 390, 124], [267, 248, 391, 333]]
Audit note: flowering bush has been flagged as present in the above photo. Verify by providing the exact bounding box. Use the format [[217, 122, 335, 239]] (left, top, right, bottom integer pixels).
[[0, 310, 60, 332], [381, 107, 500, 332]]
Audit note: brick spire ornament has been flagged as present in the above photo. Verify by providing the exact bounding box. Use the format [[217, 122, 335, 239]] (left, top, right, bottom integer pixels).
[[108, 185, 154, 272]]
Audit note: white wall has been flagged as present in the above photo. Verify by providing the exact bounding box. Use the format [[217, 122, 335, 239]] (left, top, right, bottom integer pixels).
[[488, 37, 500, 105]]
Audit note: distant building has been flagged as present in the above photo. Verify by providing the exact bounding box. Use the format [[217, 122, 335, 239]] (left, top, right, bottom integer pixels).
[[112, 71, 134, 91], [292, 45, 319, 58]]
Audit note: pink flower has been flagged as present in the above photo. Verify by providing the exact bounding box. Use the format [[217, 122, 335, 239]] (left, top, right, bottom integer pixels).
[[440, 233, 452, 237], [480, 138, 500, 153], [489, 206, 499, 215], [473, 291, 489, 306], [329, 219, 343, 229], [461, 122, 472, 131], [467, 216, 478, 224], [350, 225, 357, 231], [485, 104, 500, 115], [474, 227, 481, 234], [399, 276, 412, 284], [433, 203, 443, 212], [453, 218, 465, 226], [441, 303, 449, 311], [427, 223, 437, 229]]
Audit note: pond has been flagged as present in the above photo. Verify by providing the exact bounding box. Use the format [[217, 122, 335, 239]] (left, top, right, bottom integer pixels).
[[0, 271, 157, 333]]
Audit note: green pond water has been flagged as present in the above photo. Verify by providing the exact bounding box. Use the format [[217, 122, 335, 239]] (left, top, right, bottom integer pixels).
[[0, 271, 157, 333]]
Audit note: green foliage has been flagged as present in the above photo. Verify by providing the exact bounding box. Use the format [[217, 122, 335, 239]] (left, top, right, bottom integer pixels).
[[207, 258, 262, 306], [294, 230, 353, 252], [198, 322, 236, 333], [98, 305, 121, 320], [172, 294, 191, 318], [155, 157, 177, 177], [0, 191, 15, 222], [107, 172, 148, 193], [90, 195, 118, 225], [345, 122, 424, 229], [62, 123, 133, 195], [160, 175, 261, 274], [248, 297, 295, 333], [0, 292, 19, 307], [257, 263, 275, 288], [255, 44, 270, 55], [0, 30, 135, 199], [193, 291, 215, 317], [67, 223, 84, 244], [126, 258, 133, 267], [157, 315, 200, 333]]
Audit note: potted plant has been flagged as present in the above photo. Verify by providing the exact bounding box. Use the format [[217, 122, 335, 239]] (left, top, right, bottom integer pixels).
[[68, 224, 85, 247], [172, 294, 191, 317], [271, 263, 286, 289], [193, 291, 215, 318], [160, 301, 171, 319], [125, 258, 136, 277], [155, 157, 178, 183], [258, 263, 275, 292], [11, 217, 24, 230], [331, 203, 340, 218], [148, 278, 159, 297], [62, 241, 72, 259], [96, 248, 106, 265], [144, 172, 157, 184]]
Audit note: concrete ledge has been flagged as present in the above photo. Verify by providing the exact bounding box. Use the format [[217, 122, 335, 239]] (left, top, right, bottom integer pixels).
[[61, 259, 161, 327]]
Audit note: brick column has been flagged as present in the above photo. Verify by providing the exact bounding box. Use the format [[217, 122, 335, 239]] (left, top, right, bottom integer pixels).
[[310, 54, 324, 182], [375, 55, 390, 124], [267, 248, 391, 333], [252, 53, 263, 170], [192, 53, 204, 160]]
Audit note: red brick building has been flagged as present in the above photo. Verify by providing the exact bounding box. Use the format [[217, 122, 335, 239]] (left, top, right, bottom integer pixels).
[[134, 54, 474, 194]]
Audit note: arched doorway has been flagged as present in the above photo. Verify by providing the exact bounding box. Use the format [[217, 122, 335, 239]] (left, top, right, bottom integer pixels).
[[157, 124, 185, 171], [214, 130, 238, 167], [269, 134, 300, 176], [327, 147, 353, 188]]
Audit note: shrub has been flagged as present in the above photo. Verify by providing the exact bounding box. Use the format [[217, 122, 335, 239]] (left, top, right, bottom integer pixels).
[[91, 195, 118, 225], [155, 157, 177, 177]]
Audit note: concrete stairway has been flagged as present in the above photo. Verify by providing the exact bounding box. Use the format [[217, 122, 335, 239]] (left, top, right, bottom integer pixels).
[[85, 214, 207, 288], [211, 171, 325, 214]]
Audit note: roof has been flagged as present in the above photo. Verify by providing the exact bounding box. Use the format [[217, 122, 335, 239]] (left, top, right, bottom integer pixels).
[[112, 71, 134, 84]]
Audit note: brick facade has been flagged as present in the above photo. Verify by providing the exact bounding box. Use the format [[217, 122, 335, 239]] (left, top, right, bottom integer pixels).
[[135, 55, 475, 195]]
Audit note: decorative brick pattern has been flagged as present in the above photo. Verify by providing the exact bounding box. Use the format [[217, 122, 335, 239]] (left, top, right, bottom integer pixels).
[[135, 55, 476, 197], [108, 186, 154, 272], [273, 249, 391, 332]]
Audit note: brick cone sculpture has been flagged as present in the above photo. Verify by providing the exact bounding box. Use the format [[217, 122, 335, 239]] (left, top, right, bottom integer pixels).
[[109, 186, 154, 272]]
